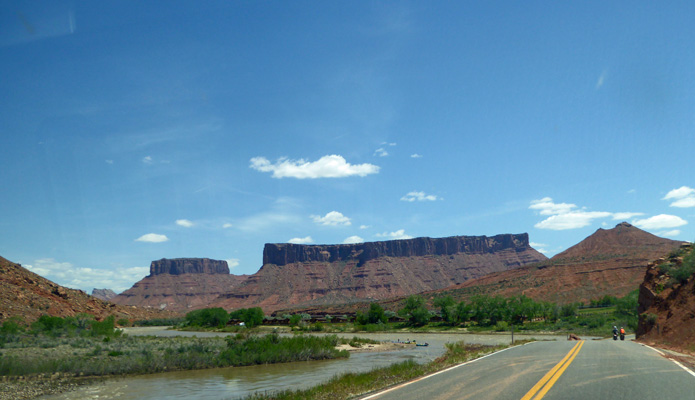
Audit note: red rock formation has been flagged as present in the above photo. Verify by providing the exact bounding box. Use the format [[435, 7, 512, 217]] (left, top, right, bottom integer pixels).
[[91, 288, 117, 301], [111, 258, 247, 312], [0, 255, 176, 324], [636, 244, 695, 354], [208, 233, 546, 312], [429, 223, 686, 305]]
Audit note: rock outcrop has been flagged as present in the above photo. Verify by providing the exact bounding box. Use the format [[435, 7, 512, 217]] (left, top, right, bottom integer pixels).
[[207, 233, 546, 312], [91, 288, 117, 301], [149, 258, 230, 276], [429, 223, 686, 305], [111, 258, 248, 312], [636, 243, 695, 354], [0, 255, 176, 324]]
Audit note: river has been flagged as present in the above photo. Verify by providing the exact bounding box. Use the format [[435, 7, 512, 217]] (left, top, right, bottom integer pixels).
[[40, 328, 567, 400]]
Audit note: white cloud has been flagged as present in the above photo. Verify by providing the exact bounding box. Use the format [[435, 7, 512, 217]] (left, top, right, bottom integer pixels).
[[596, 70, 607, 89], [658, 230, 681, 237], [410, 154, 423, 159], [311, 211, 352, 226], [225, 259, 240, 270], [529, 197, 577, 216], [250, 155, 379, 179], [530, 197, 642, 230], [374, 148, 389, 157], [135, 233, 169, 243], [359, 225, 370, 230], [633, 214, 688, 230], [25, 258, 149, 292], [288, 236, 313, 244], [143, 155, 153, 164], [343, 236, 365, 244], [663, 186, 695, 208], [222, 223, 233, 229], [176, 219, 194, 228], [376, 229, 413, 240], [400, 191, 439, 202], [612, 212, 644, 220], [534, 211, 613, 230]]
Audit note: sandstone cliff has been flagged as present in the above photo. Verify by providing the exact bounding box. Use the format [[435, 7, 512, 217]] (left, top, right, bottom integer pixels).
[[208, 233, 546, 312], [111, 258, 247, 312], [636, 243, 695, 354], [429, 223, 686, 305]]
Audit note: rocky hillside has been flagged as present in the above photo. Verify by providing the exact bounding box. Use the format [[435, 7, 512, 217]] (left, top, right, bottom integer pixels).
[[0, 255, 176, 324], [91, 288, 117, 301], [207, 233, 545, 312], [111, 258, 248, 312], [636, 243, 695, 354], [419, 223, 686, 305]]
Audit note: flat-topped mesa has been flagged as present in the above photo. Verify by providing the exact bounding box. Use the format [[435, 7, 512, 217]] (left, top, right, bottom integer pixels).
[[263, 233, 532, 266], [149, 258, 229, 276]]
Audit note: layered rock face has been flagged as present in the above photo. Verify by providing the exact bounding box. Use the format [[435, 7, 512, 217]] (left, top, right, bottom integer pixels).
[[149, 258, 230, 276], [111, 258, 247, 312], [209, 234, 546, 312], [433, 223, 686, 305], [636, 244, 695, 353]]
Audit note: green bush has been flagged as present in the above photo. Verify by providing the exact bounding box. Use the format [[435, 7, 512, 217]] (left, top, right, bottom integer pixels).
[[185, 308, 230, 328]]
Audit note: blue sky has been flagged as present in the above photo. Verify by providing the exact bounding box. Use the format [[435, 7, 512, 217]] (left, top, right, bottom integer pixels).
[[1, 1, 694, 292]]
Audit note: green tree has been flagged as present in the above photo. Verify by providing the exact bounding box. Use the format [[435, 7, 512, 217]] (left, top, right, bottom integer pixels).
[[186, 307, 230, 328], [367, 303, 388, 324], [434, 296, 457, 325], [399, 295, 430, 327], [289, 314, 302, 327]]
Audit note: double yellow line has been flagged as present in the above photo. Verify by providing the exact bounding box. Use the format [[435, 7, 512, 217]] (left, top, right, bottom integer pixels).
[[520, 340, 584, 400]]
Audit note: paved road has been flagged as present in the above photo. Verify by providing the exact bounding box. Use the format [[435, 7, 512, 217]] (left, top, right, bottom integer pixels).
[[362, 340, 695, 400]]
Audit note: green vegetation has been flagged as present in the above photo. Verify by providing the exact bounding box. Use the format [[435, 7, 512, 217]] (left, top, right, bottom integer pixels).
[[0, 315, 350, 378], [229, 307, 265, 328], [184, 307, 230, 328], [653, 245, 695, 286], [243, 341, 507, 400]]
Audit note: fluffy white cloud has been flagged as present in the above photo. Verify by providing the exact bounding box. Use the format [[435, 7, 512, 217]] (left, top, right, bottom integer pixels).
[[632, 214, 688, 230], [374, 148, 389, 157], [142, 155, 153, 164], [343, 236, 365, 244], [400, 191, 439, 202], [176, 219, 194, 228], [24, 258, 149, 293], [250, 155, 379, 179], [530, 197, 641, 230], [288, 236, 313, 244], [225, 259, 240, 269], [311, 211, 351, 226], [359, 225, 370, 230], [529, 197, 577, 215], [376, 229, 413, 240], [534, 211, 613, 230], [663, 186, 695, 208], [410, 153, 423, 158], [135, 233, 169, 243]]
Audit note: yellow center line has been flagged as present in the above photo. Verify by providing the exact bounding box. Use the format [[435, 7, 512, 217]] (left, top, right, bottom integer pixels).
[[520, 340, 584, 400]]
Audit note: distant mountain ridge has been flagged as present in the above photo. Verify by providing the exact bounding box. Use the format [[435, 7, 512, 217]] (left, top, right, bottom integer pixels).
[[428, 223, 686, 305], [113, 233, 546, 313]]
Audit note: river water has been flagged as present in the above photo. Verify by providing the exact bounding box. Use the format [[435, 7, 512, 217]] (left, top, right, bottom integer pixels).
[[40, 328, 567, 400]]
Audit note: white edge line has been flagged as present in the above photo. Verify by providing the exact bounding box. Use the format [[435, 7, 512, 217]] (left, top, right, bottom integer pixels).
[[642, 344, 695, 378], [671, 359, 695, 378], [361, 344, 527, 400]]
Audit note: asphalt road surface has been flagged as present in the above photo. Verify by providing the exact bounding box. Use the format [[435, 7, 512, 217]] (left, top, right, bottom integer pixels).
[[362, 340, 695, 400]]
